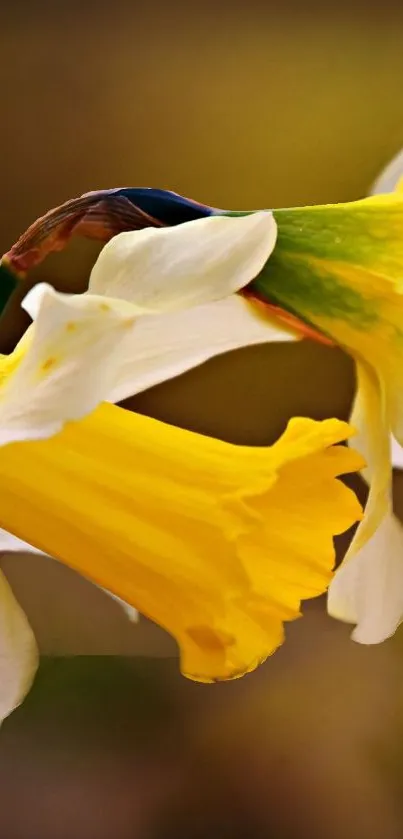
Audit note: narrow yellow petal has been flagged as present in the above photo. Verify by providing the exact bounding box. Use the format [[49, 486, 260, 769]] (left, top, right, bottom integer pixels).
[[0, 406, 362, 682], [347, 360, 391, 551], [328, 359, 392, 628]]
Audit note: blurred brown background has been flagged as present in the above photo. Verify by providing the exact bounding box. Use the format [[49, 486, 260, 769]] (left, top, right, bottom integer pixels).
[[1, 1, 403, 837]]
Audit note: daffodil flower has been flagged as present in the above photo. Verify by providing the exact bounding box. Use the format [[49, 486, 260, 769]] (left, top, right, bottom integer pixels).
[[0, 209, 364, 721], [77, 185, 403, 648]]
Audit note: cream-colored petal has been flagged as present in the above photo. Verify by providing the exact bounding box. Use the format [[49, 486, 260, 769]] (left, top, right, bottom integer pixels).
[[0, 528, 43, 555], [0, 286, 296, 444], [0, 283, 137, 444], [392, 435, 403, 468], [106, 294, 298, 404], [328, 359, 398, 640], [341, 512, 403, 644], [105, 594, 139, 622], [0, 570, 38, 722], [89, 212, 277, 311], [370, 150, 403, 195]]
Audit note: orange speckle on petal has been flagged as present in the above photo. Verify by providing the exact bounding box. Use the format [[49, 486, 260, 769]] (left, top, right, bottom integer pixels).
[[186, 625, 235, 652], [41, 356, 57, 373]]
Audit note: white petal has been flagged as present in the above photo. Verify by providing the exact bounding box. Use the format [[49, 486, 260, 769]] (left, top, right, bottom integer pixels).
[[106, 294, 298, 405], [331, 513, 403, 644], [89, 212, 277, 312], [0, 287, 296, 444], [328, 360, 399, 642], [392, 435, 403, 468], [370, 149, 403, 196], [0, 569, 38, 722], [105, 594, 139, 623], [0, 283, 138, 444], [0, 528, 43, 555]]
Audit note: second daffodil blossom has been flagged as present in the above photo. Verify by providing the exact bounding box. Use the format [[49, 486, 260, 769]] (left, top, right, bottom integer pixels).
[[250, 191, 403, 644], [0, 210, 364, 722]]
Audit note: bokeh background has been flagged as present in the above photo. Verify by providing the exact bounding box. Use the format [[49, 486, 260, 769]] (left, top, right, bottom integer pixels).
[[2, 1, 403, 836]]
